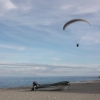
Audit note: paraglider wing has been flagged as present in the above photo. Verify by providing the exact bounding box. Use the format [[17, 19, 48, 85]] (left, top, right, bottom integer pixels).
[[63, 19, 91, 30]]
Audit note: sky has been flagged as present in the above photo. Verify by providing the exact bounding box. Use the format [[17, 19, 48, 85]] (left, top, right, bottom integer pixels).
[[0, 0, 100, 77]]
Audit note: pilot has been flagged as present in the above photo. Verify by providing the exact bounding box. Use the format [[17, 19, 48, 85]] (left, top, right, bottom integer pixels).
[[76, 44, 79, 47]]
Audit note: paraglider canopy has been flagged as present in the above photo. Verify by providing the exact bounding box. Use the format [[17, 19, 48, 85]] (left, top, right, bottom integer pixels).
[[63, 18, 91, 30]]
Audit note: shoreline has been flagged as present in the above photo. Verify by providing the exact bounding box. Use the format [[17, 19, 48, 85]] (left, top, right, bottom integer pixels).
[[0, 80, 100, 91], [0, 76, 99, 89], [71, 79, 100, 83]]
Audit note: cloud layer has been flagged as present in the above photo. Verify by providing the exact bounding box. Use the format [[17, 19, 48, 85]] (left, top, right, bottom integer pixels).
[[0, 63, 99, 76], [0, 0, 100, 76]]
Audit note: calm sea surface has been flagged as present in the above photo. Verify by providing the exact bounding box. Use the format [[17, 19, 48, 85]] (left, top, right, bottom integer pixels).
[[0, 76, 100, 88]]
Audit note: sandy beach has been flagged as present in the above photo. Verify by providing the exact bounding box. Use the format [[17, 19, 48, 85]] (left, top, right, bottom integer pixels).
[[0, 80, 100, 100]]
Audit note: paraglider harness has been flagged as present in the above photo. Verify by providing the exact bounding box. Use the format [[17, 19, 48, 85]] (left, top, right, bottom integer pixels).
[[76, 44, 79, 47]]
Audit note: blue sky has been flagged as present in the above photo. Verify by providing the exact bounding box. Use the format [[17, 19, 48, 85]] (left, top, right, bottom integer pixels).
[[0, 0, 100, 76]]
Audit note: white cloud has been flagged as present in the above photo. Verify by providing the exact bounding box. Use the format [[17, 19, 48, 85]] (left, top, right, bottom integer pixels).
[[4, 1, 16, 10], [0, 44, 26, 50], [0, 0, 16, 16], [70, 0, 100, 15], [51, 58, 60, 61], [98, 69, 100, 71], [61, 3, 74, 10], [81, 36, 100, 45], [75, 7, 100, 15]]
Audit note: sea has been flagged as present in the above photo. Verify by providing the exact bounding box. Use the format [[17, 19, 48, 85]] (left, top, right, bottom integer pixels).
[[0, 76, 100, 88]]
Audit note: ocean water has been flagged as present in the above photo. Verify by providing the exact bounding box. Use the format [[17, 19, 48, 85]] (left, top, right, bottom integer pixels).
[[0, 76, 100, 88]]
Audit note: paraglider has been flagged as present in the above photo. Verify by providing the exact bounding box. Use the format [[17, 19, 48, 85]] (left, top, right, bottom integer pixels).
[[63, 18, 91, 47]]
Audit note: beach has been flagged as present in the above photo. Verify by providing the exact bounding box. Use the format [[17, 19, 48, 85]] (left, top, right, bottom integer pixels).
[[0, 80, 100, 100]]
